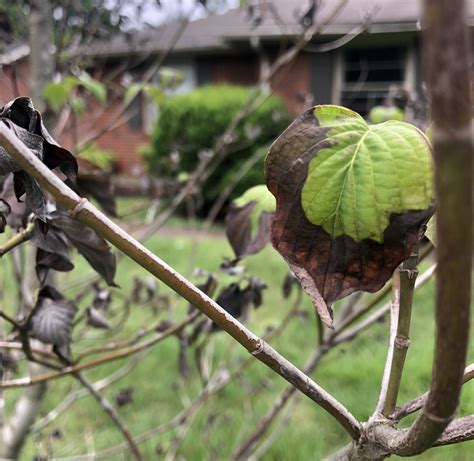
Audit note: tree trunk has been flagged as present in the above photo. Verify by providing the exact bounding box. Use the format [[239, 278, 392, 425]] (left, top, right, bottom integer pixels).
[[29, 0, 55, 115]]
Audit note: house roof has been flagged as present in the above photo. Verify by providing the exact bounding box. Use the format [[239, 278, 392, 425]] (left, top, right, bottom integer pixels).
[[0, 43, 30, 66], [74, 0, 474, 59]]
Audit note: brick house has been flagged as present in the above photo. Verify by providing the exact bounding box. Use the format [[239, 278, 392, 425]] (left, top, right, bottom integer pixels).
[[1, 0, 473, 174]]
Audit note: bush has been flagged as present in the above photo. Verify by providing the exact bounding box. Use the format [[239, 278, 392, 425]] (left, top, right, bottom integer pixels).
[[145, 84, 291, 210]]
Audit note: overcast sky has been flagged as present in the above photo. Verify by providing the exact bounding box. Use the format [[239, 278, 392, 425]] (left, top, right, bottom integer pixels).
[[119, 0, 239, 29]]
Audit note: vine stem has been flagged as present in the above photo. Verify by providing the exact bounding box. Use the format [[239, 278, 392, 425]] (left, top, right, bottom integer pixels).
[[0, 122, 362, 440]]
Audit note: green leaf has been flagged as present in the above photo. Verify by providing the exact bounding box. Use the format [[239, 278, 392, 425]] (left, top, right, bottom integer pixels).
[[43, 82, 70, 112], [368, 105, 405, 124], [301, 106, 433, 243], [144, 84, 166, 107], [70, 96, 86, 115], [78, 73, 107, 104], [124, 83, 143, 104], [158, 67, 184, 89], [265, 105, 434, 327]]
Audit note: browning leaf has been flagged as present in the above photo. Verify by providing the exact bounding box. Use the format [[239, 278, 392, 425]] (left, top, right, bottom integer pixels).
[[265, 106, 434, 327], [47, 210, 117, 286], [211, 278, 266, 331], [225, 185, 275, 259], [0, 97, 77, 180], [0, 175, 28, 229], [29, 286, 77, 352], [70, 157, 117, 216], [211, 283, 249, 331], [0, 198, 10, 233], [86, 307, 111, 329], [115, 388, 134, 407], [282, 271, 299, 299], [14, 171, 47, 222], [0, 97, 78, 221]]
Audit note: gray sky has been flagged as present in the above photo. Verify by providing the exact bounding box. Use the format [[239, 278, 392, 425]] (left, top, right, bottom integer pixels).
[[118, 0, 239, 29]]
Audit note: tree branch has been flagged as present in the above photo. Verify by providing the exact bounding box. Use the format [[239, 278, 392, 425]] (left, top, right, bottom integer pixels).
[[0, 224, 34, 258], [374, 269, 401, 416], [0, 362, 47, 460], [0, 123, 362, 440], [433, 415, 474, 446], [1, 311, 199, 388], [368, 0, 472, 455], [392, 363, 474, 421], [382, 246, 419, 416], [74, 372, 143, 460]]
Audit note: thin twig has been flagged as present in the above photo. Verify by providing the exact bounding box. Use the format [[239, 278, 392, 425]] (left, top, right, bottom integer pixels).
[[232, 264, 436, 459], [74, 372, 143, 460], [382, 247, 420, 416], [392, 363, 474, 421], [32, 348, 152, 432], [374, 268, 401, 416], [231, 346, 326, 461], [1, 312, 199, 388], [0, 121, 362, 440], [0, 224, 34, 257]]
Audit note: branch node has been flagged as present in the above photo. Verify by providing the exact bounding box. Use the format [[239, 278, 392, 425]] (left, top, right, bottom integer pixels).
[[250, 339, 266, 356], [69, 198, 89, 218], [424, 410, 454, 425], [394, 336, 410, 349]]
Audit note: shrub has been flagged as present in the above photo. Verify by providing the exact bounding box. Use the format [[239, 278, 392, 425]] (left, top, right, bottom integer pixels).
[[79, 144, 116, 170], [145, 84, 291, 210]]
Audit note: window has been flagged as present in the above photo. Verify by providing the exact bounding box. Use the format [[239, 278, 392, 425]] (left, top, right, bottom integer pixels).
[[127, 92, 143, 131], [341, 47, 407, 116]]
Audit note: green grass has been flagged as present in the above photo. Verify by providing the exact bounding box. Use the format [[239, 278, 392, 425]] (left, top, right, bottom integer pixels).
[[2, 224, 473, 460]]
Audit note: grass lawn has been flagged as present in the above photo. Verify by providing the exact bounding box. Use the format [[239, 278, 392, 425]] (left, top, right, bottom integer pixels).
[[2, 215, 473, 460]]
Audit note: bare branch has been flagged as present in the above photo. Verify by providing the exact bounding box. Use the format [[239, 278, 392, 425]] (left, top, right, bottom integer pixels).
[[232, 263, 436, 459], [368, 0, 472, 454], [374, 269, 400, 416], [0, 224, 34, 258], [392, 363, 474, 421], [433, 415, 474, 446], [32, 348, 152, 432], [1, 312, 199, 388], [0, 119, 362, 440], [382, 246, 420, 416], [0, 363, 46, 460], [74, 372, 143, 460]]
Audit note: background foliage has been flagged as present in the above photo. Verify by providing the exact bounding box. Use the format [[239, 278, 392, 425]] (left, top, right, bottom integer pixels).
[[146, 84, 290, 210]]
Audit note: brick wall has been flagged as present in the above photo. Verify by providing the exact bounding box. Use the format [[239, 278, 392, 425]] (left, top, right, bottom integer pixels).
[[0, 60, 30, 105], [271, 53, 312, 115], [211, 55, 259, 86], [59, 96, 148, 176], [0, 59, 148, 175], [0, 53, 313, 175]]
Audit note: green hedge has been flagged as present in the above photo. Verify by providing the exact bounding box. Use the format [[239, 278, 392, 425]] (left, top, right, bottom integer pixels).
[[145, 84, 290, 209]]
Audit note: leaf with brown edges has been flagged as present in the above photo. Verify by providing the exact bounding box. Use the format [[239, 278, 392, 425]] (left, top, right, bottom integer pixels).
[[265, 106, 433, 327]]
